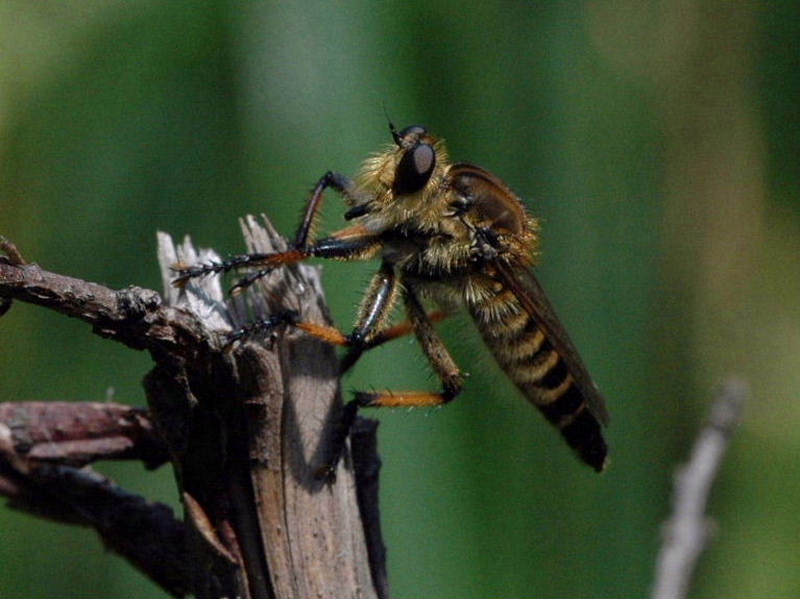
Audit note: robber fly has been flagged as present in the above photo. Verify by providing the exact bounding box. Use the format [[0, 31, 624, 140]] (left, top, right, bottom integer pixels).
[[174, 124, 609, 472]]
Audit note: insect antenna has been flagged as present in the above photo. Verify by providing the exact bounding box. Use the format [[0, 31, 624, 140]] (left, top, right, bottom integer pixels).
[[382, 102, 401, 145]]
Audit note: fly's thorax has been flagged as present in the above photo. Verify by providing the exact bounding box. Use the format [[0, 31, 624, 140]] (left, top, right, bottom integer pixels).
[[445, 163, 541, 256]]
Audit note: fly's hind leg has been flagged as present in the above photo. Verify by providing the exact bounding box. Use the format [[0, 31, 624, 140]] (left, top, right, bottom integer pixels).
[[249, 260, 402, 480], [353, 287, 464, 409], [222, 264, 460, 480], [222, 260, 405, 480], [317, 288, 466, 477]]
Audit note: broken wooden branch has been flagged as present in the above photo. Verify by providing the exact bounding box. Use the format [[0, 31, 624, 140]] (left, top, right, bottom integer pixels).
[[0, 216, 386, 599]]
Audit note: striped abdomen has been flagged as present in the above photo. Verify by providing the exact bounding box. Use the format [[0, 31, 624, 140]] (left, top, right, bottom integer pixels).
[[469, 290, 608, 471]]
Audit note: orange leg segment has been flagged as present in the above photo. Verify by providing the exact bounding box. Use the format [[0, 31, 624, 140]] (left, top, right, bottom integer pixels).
[[355, 390, 455, 408]]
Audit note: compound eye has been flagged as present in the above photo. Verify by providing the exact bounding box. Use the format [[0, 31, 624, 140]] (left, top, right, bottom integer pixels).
[[392, 143, 436, 195]]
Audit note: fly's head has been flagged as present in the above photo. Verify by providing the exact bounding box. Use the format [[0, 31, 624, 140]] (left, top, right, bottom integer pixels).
[[358, 124, 450, 212]]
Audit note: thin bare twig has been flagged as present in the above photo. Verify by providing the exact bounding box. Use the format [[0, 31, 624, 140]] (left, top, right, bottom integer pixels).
[[651, 378, 748, 599]]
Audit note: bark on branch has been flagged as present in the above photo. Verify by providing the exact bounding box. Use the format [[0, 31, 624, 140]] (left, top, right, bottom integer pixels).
[[0, 218, 386, 599]]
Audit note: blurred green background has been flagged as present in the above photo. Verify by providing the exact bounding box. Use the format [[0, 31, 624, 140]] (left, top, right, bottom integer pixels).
[[1, 1, 798, 597]]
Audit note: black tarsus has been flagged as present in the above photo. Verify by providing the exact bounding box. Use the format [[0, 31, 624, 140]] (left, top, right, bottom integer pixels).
[[225, 310, 300, 347]]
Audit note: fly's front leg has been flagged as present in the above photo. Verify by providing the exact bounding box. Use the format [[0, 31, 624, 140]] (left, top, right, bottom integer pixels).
[[295, 171, 371, 248], [172, 170, 367, 289], [227, 225, 380, 294], [173, 220, 381, 295], [231, 172, 372, 292]]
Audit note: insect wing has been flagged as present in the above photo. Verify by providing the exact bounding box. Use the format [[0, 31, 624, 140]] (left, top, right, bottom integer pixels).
[[495, 261, 610, 426]]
